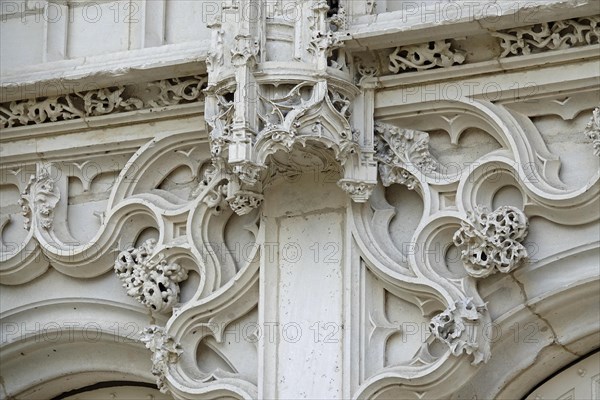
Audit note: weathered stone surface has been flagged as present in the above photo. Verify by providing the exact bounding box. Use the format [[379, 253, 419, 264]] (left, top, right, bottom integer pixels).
[[1, 1, 599, 399]]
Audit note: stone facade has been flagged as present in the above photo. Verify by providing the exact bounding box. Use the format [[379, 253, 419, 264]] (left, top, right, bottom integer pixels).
[[1, 0, 599, 399]]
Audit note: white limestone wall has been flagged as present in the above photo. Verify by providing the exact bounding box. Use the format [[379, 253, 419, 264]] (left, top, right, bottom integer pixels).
[[1, 0, 599, 399], [0, 0, 215, 70]]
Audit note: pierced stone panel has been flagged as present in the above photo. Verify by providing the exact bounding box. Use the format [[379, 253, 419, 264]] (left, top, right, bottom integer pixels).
[[429, 298, 489, 365], [453, 206, 529, 278], [0, 75, 208, 128], [388, 40, 466, 73], [114, 239, 189, 313], [492, 16, 600, 58]]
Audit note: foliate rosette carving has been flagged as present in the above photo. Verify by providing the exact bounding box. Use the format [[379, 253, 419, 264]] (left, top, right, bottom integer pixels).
[[18, 169, 60, 230], [453, 206, 529, 278], [140, 325, 182, 394], [388, 40, 466, 73], [337, 179, 375, 202], [584, 107, 600, 156], [114, 239, 188, 313], [374, 121, 439, 189], [429, 298, 489, 365], [492, 16, 600, 58]]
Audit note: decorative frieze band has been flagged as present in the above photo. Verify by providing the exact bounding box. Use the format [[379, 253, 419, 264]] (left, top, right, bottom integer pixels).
[[0, 75, 208, 129], [388, 40, 466, 73], [492, 16, 600, 58], [381, 15, 599, 75]]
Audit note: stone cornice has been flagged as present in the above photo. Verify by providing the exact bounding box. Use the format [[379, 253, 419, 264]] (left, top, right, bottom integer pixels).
[[0, 106, 207, 166], [351, 15, 599, 86], [344, 0, 599, 50], [0, 41, 209, 102], [1, 2, 599, 398]]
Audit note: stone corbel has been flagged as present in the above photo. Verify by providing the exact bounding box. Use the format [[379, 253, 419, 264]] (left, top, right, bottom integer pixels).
[[201, 0, 377, 214]]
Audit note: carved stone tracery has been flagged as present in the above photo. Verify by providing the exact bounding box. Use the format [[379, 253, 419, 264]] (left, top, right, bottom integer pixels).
[[2, 2, 599, 400], [201, 0, 377, 214]]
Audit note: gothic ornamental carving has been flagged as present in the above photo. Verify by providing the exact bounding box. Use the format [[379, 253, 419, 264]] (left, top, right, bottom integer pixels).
[[114, 239, 188, 312], [18, 169, 60, 230], [388, 40, 466, 73], [140, 326, 182, 394], [492, 16, 600, 58], [585, 107, 600, 156], [354, 60, 380, 86], [227, 190, 264, 215], [337, 179, 375, 202], [429, 298, 489, 365], [202, 0, 377, 214], [2, 1, 600, 399], [0, 75, 207, 128], [374, 121, 438, 189], [453, 206, 529, 278]]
